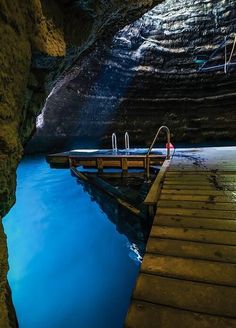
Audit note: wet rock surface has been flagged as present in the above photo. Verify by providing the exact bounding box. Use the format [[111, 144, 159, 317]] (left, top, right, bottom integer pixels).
[[29, 0, 236, 152]]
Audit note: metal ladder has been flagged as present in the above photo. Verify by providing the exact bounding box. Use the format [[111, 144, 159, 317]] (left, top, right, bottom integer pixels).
[[146, 126, 171, 180], [125, 132, 130, 151], [112, 133, 117, 152], [112, 132, 130, 152]]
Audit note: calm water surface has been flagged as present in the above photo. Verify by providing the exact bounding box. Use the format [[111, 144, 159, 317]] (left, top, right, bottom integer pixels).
[[4, 156, 141, 328]]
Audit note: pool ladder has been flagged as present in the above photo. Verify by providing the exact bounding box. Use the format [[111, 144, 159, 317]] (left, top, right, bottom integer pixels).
[[146, 126, 171, 180], [112, 132, 130, 152], [112, 133, 117, 152], [125, 132, 130, 151], [112, 127, 171, 179]]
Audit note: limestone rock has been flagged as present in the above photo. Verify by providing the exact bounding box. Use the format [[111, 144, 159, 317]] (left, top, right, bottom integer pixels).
[[29, 0, 236, 151]]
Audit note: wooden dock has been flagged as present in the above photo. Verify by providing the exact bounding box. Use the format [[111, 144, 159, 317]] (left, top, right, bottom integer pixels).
[[126, 147, 236, 328], [46, 149, 165, 170]]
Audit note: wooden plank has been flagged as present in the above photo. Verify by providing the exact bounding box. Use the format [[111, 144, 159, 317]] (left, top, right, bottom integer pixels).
[[168, 166, 236, 170], [163, 184, 236, 191], [71, 167, 89, 181], [97, 158, 103, 171], [147, 237, 236, 263], [116, 198, 140, 216], [133, 273, 236, 317], [158, 200, 236, 211], [161, 189, 233, 196], [157, 207, 236, 219], [77, 160, 97, 167], [160, 194, 236, 203], [165, 174, 236, 177], [162, 184, 221, 190], [165, 176, 236, 182], [121, 158, 128, 171], [144, 159, 171, 205], [164, 180, 215, 185], [166, 171, 236, 176], [154, 215, 236, 232], [126, 301, 236, 328], [164, 181, 236, 188], [150, 226, 236, 245], [164, 180, 236, 186], [168, 169, 236, 173], [82, 172, 147, 179], [141, 254, 236, 286]]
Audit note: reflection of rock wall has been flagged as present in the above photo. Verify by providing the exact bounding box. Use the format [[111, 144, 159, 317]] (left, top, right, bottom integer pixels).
[[81, 181, 147, 253], [31, 0, 236, 151], [0, 1, 161, 326]]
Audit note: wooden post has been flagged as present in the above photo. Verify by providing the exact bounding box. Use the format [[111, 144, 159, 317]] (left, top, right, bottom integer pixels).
[[97, 158, 103, 173], [121, 158, 128, 172]]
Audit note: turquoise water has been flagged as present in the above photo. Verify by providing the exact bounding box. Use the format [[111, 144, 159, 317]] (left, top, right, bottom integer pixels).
[[4, 156, 142, 328]]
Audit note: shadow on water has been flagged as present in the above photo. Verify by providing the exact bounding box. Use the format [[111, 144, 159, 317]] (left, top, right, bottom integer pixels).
[[76, 176, 153, 259]]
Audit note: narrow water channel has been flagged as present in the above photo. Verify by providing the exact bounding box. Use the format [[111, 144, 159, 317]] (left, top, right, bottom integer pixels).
[[4, 156, 143, 328]]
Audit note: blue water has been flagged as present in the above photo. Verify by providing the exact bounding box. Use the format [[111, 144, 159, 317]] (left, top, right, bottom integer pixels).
[[4, 156, 141, 328]]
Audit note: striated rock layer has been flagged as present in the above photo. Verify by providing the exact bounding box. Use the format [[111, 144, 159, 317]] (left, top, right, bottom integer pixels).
[[30, 0, 236, 152], [0, 1, 161, 326]]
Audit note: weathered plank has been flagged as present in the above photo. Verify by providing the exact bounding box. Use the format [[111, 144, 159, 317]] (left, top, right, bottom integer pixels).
[[147, 237, 236, 263], [141, 254, 236, 286], [165, 174, 236, 178], [144, 159, 171, 205], [166, 171, 236, 175], [126, 301, 236, 328], [157, 207, 236, 219], [133, 273, 236, 317], [165, 178, 236, 183], [158, 200, 236, 211], [154, 215, 236, 231], [161, 189, 233, 196], [160, 194, 236, 203], [164, 180, 215, 185], [162, 184, 222, 190], [150, 226, 236, 245]]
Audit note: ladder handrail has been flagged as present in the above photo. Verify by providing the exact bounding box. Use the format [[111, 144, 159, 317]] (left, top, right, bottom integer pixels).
[[146, 126, 171, 180], [125, 132, 130, 151], [112, 133, 117, 152], [147, 126, 171, 158]]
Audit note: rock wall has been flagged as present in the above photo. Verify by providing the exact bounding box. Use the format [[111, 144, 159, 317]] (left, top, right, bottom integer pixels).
[[30, 0, 236, 152], [0, 1, 161, 326]]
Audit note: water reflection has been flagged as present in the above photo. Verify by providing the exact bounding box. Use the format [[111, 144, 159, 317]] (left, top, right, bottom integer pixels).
[[4, 156, 143, 328], [78, 176, 151, 262]]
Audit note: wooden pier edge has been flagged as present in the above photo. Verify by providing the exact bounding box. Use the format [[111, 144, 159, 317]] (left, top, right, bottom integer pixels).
[[125, 147, 236, 328], [144, 158, 172, 217]]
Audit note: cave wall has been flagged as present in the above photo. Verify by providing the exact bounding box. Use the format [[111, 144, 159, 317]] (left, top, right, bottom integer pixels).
[[30, 0, 236, 151], [0, 1, 162, 326], [0, 1, 66, 324]]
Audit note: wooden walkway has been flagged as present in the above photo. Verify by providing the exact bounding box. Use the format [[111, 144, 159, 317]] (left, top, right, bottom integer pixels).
[[46, 149, 165, 170], [126, 147, 236, 328]]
